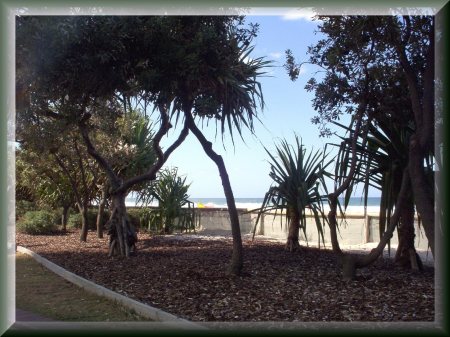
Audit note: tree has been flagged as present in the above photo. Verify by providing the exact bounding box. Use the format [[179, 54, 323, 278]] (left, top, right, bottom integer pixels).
[[16, 16, 190, 254], [16, 16, 267, 275], [16, 148, 75, 231], [162, 16, 269, 275], [285, 15, 436, 277], [91, 106, 157, 238], [138, 167, 192, 234], [332, 117, 424, 270], [253, 135, 333, 252], [15, 111, 100, 240]]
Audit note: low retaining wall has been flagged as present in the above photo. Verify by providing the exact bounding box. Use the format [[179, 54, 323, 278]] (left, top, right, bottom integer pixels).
[[195, 208, 255, 234], [192, 208, 429, 251]]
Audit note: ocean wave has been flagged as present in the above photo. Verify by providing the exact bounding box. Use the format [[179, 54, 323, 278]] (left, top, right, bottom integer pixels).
[[125, 197, 381, 215]]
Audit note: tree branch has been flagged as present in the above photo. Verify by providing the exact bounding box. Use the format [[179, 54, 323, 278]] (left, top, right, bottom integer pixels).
[[116, 110, 189, 193], [421, 17, 435, 152], [78, 119, 122, 190], [52, 152, 82, 208], [391, 16, 423, 128]]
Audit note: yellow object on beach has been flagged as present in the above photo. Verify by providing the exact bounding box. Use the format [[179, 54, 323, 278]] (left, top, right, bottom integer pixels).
[[197, 202, 205, 208]]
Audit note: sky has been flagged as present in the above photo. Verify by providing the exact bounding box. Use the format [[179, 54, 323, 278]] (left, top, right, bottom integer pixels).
[[162, 14, 361, 199]]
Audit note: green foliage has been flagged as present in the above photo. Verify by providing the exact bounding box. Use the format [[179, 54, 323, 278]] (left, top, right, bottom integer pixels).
[[67, 209, 108, 230], [125, 208, 145, 230], [16, 200, 37, 220], [139, 204, 198, 234], [330, 117, 416, 239], [17, 210, 59, 235], [113, 109, 156, 181], [285, 16, 432, 138], [253, 135, 333, 246], [137, 167, 196, 234]]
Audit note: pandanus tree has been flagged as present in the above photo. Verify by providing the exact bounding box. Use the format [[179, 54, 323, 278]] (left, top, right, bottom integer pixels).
[[154, 16, 269, 275], [332, 117, 426, 271], [253, 136, 333, 252], [285, 15, 436, 278], [16, 16, 267, 274], [91, 106, 157, 238], [138, 167, 191, 234], [16, 16, 189, 254]]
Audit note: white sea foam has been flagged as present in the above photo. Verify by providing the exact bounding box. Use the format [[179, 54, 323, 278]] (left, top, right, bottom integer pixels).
[[125, 198, 381, 216]]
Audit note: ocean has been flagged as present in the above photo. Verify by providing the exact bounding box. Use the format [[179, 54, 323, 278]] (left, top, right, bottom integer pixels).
[[126, 196, 382, 214]]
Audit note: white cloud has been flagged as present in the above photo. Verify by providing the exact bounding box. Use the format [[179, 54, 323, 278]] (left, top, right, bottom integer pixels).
[[269, 52, 282, 59], [282, 8, 316, 21], [299, 64, 307, 75]]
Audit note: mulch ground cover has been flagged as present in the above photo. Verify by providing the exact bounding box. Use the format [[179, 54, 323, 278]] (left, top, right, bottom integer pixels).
[[16, 230, 435, 322]]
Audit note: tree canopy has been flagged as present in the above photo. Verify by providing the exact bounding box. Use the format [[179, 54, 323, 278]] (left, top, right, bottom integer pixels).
[[16, 15, 268, 274], [285, 15, 436, 276]]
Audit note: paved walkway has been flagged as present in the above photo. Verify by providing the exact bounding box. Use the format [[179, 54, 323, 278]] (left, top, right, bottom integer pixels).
[[16, 309, 55, 321]]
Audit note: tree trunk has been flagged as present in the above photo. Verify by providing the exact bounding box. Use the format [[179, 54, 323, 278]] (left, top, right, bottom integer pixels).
[[392, 19, 435, 259], [327, 110, 367, 258], [327, 196, 343, 256], [286, 210, 301, 252], [79, 110, 189, 258], [408, 136, 435, 258], [395, 188, 423, 271], [61, 204, 70, 232], [78, 204, 89, 242], [186, 116, 243, 276], [341, 169, 410, 280], [107, 192, 137, 257], [96, 184, 108, 239]]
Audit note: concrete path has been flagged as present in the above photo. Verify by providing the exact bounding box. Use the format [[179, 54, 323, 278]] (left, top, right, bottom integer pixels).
[[16, 309, 55, 321]]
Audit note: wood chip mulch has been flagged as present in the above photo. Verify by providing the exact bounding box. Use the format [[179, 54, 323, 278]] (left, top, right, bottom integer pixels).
[[16, 230, 435, 322]]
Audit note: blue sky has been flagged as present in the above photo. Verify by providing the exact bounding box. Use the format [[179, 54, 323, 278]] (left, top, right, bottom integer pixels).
[[162, 14, 363, 198]]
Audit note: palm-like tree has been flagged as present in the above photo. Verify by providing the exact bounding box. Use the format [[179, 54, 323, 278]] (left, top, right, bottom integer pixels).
[[254, 135, 333, 252], [138, 167, 192, 234], [163, 16, 269, 275], [332, 116, 429, 271]]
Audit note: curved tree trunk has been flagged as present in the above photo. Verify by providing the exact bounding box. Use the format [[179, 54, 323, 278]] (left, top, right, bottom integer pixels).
[[341, 169, 410, 280], [79, 108, 189, 258], [395, 186, 422, 271], [327, 196, 343, 256], [327, 109, 367, 257], [96, 183, 108, 239], [286, 210, 301, 252], [185, 114, 243, 276]]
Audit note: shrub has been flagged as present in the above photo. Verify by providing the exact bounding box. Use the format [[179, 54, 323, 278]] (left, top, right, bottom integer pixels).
[[67, 209, 108, 230], [17, 210, 58, 235], [16, 200, 37, 220], [126, 208, 143, 229]]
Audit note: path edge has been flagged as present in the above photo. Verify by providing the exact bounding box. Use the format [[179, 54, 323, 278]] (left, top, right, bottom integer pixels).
[[16, 245, 206, 329]]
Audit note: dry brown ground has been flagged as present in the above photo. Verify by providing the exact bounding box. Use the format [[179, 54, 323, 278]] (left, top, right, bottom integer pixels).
[[16, 230, 434, 322]]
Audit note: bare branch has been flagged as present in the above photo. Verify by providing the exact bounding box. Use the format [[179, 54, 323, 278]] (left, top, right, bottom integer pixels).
[[117, 109, 189, 193], [78, 118, 122, 189], [52, 152, 82, 207]]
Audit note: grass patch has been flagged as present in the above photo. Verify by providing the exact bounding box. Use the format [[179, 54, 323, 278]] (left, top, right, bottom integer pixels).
[[16, 252, 149, 321]]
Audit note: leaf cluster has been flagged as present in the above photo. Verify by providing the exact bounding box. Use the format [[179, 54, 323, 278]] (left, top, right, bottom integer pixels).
[[285, 16, 432, 138], [253, 135, 333, 245], [137, 167, 192, 233]]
